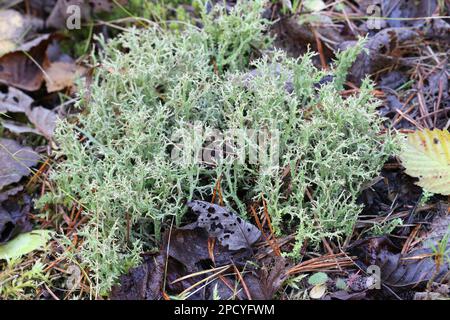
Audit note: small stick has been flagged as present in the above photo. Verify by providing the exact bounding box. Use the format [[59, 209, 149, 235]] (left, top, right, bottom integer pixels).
[[261, 195, 282, 255], [313, 29, 327, 70], [250, 206, 281, 256]]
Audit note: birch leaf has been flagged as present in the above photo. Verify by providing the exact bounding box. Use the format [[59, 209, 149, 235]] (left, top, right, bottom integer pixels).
[[399, 129, 450, 195]]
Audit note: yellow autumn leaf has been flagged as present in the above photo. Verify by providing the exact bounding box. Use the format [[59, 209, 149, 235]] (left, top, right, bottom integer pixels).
[[399, 129, 450, 195]]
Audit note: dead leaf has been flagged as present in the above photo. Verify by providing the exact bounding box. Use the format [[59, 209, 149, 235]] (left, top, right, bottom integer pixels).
[[0, 34, 53, 91], [377, 247, 450, 287], [46, 0, 91, 29], [310, 284, 326, 299], [242, 256, 289, 300], [110, 254, 165, 300], [2, 120, 41, 135], [1, 86, 58, 138], [47, 0, 128, 29], [0, 138, 40, 190], [340, 28, 419, 85], [382, 0, 437, 28], [186, 200, 261, 250], [414, 283, 449, 300], [167, 228, 238, 273], [0, 185, 23, 202], [0, 86, 34, 113], [0, 195, 32, 244], [273, 15, 344, 58], [45, 61, 77, 93], [111, 226, 258, 300], [0, 10, 44, 56], [26, 106, 58, 139], [425, 18, 450, 43], [351, 214, 450, 289], [0, 33, 78, 93]]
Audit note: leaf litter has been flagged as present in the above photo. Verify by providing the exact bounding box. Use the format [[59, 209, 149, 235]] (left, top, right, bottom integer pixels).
[[0, 138, 40, 190], [1, 86, 58, 138], [0, 194, 32, 244], [111, 202, 288, 300], [186, 200, 262, 251]]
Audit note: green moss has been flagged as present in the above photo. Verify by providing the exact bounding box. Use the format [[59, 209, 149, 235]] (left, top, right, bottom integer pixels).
[[0, 257, 50, 299], [43, 0, 396, 296]]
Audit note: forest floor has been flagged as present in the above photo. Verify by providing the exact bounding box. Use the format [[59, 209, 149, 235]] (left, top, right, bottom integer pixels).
[[0, 0, 449, 300]]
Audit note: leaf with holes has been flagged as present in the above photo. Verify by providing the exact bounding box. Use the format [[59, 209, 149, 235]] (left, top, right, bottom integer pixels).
[[186, 200, 261, 250], [399, 129, 450, 195]]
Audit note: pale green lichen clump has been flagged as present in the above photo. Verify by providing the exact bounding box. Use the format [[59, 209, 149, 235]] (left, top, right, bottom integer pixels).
[[43, 1, 396, 295]]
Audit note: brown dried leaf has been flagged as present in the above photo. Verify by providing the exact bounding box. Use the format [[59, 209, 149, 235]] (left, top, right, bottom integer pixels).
[[45, 61, 77, 93], [244, 256, 289, 300], [0, 34, 52, 91]]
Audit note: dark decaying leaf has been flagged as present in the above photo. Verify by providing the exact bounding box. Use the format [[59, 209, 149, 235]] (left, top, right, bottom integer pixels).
[[340, 28, 419, 85], [110, 227, 233, 300], [0, 138, 40, 190], [0, 185, 23, 202], [382, 0, 437, 28], [110, 253, 165, 300], [325, 291, 367, 300], [413, 283, 449, 300], [0, 195, 32, 244], [376, 247, 449, 287], [167, 227, 239, 273], [425, 18, 450, 43], [200, 256, 289, 300], [186, 200, 261, 250], [379, 71, 407, 90], [272, 15, 344, 59], [110, 225, 286, 300], [241, 256, 289, 300], [351, 214, 450, 289]]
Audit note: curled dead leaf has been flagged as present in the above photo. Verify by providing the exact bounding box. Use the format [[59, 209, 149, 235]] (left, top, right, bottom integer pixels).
[[0, 34, 53, 91]]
